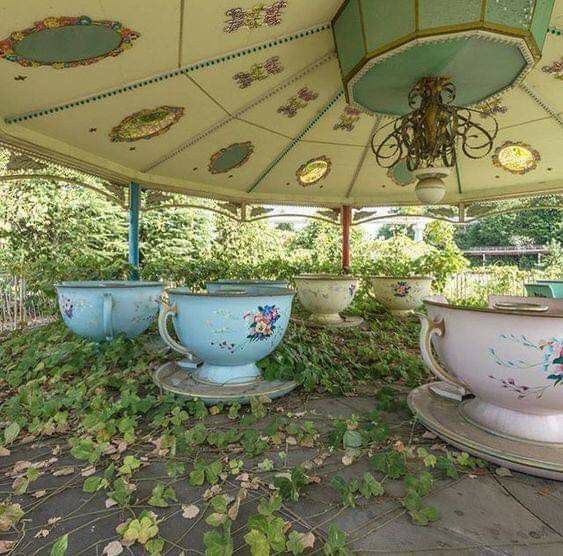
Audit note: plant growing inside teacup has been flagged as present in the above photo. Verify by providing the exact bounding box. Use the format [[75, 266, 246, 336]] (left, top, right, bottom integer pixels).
[[365, 234, 465, 315]]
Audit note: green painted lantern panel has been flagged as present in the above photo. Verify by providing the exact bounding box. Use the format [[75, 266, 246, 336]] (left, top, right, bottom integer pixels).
[[352, 37, 527, 115], [13, 25, 122, 64], [418, 0, 482, 29], [531, 0, 556, 50], [389, 159, 415, 186], [333, 0, 364, 76], [485, 0, 534, 30], [360, 0, 414, 53]]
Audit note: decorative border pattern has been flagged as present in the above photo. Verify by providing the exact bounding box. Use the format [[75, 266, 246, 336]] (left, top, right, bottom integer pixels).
[[296, 155, 332, 187], [6, 23, 331, 124], [209, 142, 255, 174], [492, 141, 540, 175], [0, 16, 139, 68], [109, 106, 185, 143]]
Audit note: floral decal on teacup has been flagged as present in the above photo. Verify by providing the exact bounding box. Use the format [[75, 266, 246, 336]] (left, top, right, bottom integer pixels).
[[392, 281, 411, 298], [60, 296, 74, 319], [244, 305, 280, 341], [488, 335, 563, 399]]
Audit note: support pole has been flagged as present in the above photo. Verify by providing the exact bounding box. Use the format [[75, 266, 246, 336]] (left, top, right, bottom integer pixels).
[[341, 205, 351, 274], [128, 182, 141, 281]]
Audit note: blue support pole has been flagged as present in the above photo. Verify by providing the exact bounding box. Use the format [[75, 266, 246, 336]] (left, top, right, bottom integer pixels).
[[128, 182, 140, 281]]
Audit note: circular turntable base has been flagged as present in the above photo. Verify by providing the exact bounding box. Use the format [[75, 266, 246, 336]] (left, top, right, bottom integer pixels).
[[408, 383, 563, 481], [291, 315, 364, 329], [153, 361, 298, 405]]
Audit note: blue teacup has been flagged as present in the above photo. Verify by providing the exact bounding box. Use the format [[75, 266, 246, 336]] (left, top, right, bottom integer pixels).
[[537, 280, 563, 298], [206, 279, 289, 294], [56, 281, 163, 341], [525, 283, 555, 299], [159, 286, 295, 384]]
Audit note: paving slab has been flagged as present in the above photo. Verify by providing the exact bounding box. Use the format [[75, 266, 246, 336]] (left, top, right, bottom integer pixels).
[[347, 473, 563, 554]]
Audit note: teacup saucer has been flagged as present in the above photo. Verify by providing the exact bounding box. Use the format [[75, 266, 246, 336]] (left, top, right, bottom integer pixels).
[[153, 361, 298, 405], [291, 315, 364, 329], [408, 383, 563, 481]]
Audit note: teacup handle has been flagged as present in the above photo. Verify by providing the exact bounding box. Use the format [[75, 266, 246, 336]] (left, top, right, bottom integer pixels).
[[103, 293, 114, 341], [417, 313, 468, 397], [158, 302, 197, 360]]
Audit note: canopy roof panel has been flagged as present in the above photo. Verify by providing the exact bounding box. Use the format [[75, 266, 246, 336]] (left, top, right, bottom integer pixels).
[[0, 0, 561, 208]]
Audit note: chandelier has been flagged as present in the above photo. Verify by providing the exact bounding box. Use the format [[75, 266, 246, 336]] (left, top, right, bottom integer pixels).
[[371, 77, 499, 203]]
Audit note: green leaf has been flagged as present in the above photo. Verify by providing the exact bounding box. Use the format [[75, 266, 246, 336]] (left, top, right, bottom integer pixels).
[[409, 505, 441, 526], [145, 537, 165, 555], [189, 464, 206, 486], [403, 490, 422, 512], [257, 495, 282, 516], [359, 473, 384, 498], [118, 455, 141, 476], [50, 534, 69, 556], [286, 531, 305, 555], [370, 450, 406, 479], [82, 476, 108, 493], [206, 461, 224, 485], [148, 482, 177, 508], [342, 430, 362, 449], [210, 495, 228, 514], [206, 513, 226, 527], [244, 529, 271, 556], [4, 422, 20, 445], [324, 524, 350, 556], [204, 530, 233, 556]]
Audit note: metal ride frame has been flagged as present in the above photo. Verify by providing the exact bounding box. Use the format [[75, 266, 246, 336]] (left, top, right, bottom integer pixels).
[[0, 146, 561, 278]]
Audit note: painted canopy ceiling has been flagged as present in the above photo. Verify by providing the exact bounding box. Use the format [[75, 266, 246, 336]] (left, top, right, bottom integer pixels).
[[0, 0, 562, 208]]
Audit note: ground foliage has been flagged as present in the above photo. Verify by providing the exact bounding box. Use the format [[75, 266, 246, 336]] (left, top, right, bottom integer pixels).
[[0, 305, 484, 555]]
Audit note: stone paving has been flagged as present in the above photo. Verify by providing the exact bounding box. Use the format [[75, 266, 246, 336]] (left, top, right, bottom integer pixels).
[[2, 395, 562, 555]]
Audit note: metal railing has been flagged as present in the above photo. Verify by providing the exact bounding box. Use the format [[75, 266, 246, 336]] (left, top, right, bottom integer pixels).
[[0, 275, 55, 333]]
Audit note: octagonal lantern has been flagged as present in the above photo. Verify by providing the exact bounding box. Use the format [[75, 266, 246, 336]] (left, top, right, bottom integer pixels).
[[332, 0, 555, 116]]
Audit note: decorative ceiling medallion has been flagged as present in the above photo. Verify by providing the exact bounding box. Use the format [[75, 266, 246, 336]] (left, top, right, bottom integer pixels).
[[492, 141, 540, 175], [0, 16, 139, 69], [209, 142, 255, 174], [476, 98, 508, 118], [387, 159, 415, 187], [233, 56, 284, 89], [224, 1, 288, 33], [278, 87, 318, 118], [333, 105, 362, 132], [110, 106, 185, 143], [296, 156, 332, 187], [541, 57, 563, 80]]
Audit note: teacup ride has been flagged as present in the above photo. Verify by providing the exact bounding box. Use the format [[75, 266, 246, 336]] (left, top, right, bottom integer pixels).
[[55, 281, 163, 341], [410, 295, 563, 480], [154, 286, 297, 404], [206, 279, 289, 293], [537, 280, 563, 298], [293, 274, 362, 328], [368, 276, 434, 316], [525, 282, 556, 298]]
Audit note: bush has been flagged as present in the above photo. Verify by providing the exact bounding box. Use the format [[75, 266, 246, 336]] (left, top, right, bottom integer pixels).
[[358, 231, 467, 291]]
